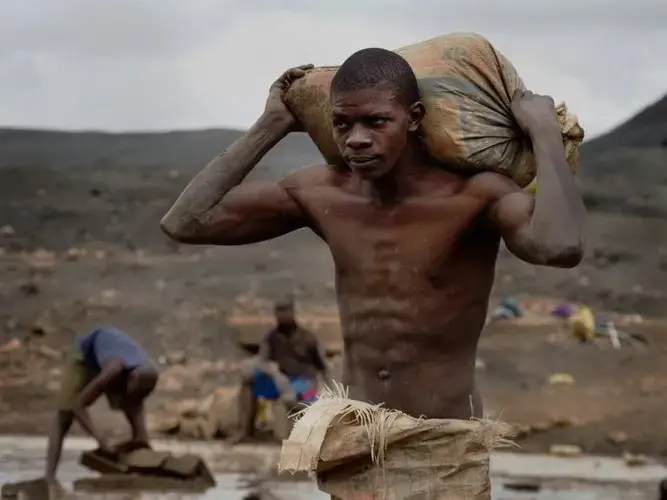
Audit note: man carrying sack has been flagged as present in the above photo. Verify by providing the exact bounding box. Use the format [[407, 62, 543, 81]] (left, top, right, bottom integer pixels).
[[161, 43, 586, 499]]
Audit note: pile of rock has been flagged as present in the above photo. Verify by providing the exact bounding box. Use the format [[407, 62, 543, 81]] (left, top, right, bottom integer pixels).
[[148, 386, 293, 441]]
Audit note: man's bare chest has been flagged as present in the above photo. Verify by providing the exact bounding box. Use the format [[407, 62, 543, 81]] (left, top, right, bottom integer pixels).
[[306, 193, 488, 274]]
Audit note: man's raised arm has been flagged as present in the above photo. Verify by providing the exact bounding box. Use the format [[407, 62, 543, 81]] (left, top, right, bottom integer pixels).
[[160, 65, 313, 246], [475, 90, 586, 268]]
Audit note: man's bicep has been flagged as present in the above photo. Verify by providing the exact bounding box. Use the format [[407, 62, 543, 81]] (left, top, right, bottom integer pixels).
[[489, 191, 534, 235], [199, 180, 306, 245]]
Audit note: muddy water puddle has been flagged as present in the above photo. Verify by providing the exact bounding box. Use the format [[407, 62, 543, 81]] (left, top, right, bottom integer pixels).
[[0, 436, 657, 499]]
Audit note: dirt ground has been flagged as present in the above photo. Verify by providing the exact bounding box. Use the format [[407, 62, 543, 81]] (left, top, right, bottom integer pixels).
[[2, 164, 667, 460]]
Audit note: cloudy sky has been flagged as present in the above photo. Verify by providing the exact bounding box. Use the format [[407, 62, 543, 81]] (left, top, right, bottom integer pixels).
[[2, 0, 665, 139]]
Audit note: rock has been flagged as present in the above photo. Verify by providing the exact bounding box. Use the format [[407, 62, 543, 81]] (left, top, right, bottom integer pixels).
[[0, 338, 22, 354], [178, 417, 209, 440], [31, 321, 55, 336], [548, 373, 575, 386], [204, 386, 240, 438], [33, 344, 61, 360], [124, 449, 172, 469], [165, 351, 187, 365], [549, 444, 583, 457], [550, 416, 573, 428], [24, 249, 57, 272], [1, 478, 64, 500], [623, 452, 649, 467], [531, 422, 553, 433], [169, 398, 203, 418], [475, 358, 486, 370], [63, 247, 87, 261], [19, 282, 40, 295], [0, 224, 15, 235], [147, 414, 180, 435], [608, 431, 629, 445], [159, 374, 184, 392], [163, 454, 216, 486], [513, 424, 532, 438], [100, 288, 118, 301], [270, 399, 294, 441], [80, 450, 129, 474]]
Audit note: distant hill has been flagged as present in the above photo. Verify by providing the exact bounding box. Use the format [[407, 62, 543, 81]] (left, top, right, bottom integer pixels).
[[578, 94, 667, 218], [581, 94, 667, 163], [1, 92, 665, 213], [0, 127, 323, 178]]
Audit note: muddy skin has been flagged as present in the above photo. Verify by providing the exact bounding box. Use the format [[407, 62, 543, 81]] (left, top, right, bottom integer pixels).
[[161, 67, 585, 420]]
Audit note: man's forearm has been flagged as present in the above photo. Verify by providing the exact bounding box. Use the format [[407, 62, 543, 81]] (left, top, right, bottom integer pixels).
[[161, 112, 293, 238], [528, 126, 586, 254], [73, 408, 107, 446]]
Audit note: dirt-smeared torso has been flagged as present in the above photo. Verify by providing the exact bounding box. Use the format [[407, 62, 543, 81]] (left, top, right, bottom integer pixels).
[[289, 166, 501, 419]]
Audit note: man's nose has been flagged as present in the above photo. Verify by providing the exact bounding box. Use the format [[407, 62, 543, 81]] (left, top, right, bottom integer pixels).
[[345, 126, 372, 150]]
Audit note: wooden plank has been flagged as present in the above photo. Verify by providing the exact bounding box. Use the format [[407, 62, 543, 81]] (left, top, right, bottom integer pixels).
[[80, 450, 129, 474]]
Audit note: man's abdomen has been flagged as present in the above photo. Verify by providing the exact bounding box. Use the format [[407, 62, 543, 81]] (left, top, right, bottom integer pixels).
[[343, 342, 483, 419]]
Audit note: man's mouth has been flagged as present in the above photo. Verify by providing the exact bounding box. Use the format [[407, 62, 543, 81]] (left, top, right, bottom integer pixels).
[[347, 156, 379, 167]]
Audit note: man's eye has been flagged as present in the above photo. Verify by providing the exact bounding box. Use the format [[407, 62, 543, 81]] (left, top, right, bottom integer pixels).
[[368, 118, 387, 126]]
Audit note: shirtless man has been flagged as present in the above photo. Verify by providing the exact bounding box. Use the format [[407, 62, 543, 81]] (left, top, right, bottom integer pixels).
[[161, 48, 585, 420]]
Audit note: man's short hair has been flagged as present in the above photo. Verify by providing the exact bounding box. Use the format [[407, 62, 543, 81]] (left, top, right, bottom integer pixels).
[[330, 48, 420, 107]]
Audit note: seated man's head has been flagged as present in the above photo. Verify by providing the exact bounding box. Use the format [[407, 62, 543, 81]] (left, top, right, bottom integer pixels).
[[330, 48, 425, 180], [124, 364, 159, 404], [274, 297, 296, 328]]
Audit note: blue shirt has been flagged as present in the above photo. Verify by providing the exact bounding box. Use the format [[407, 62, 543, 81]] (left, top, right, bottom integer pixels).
[[76, 326, 147, 372]]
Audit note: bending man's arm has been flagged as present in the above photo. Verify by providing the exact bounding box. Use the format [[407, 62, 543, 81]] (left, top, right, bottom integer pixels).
[[71, 360, 124, 448]]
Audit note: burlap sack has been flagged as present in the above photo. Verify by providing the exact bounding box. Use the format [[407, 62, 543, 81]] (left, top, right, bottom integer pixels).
[[285, 32, 584, 188], [279, 386, 513, 500]]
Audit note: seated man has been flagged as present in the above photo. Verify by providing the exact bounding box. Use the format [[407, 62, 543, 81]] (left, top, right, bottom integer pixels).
[[229, 299, 331, 443], [45, 326, 159, 480]]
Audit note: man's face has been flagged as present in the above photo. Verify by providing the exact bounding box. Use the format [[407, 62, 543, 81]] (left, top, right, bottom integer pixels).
[[275, 304, 295, 326], [331, 87, 419, 180]]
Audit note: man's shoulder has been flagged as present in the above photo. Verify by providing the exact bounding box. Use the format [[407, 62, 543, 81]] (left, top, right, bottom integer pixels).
[[295, 326, 318, 345], [462, 171, 522, 201], [279, 164, 350, 193], [261, 328, 279, 342]]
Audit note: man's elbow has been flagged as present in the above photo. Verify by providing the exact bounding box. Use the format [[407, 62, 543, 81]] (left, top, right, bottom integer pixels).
[[539, 241, 584, 268], [160, 214, 200, 244]]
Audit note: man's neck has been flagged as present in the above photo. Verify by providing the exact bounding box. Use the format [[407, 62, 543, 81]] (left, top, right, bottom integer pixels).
[[362, 140, 430, 205], [277, 322, 297, 334]]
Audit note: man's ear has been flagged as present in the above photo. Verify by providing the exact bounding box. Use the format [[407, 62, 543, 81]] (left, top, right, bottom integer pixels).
[[407, 101, 425, 132]]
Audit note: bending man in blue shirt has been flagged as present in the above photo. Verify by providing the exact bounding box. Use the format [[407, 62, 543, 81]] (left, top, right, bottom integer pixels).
[[45, 326, 159, 480]]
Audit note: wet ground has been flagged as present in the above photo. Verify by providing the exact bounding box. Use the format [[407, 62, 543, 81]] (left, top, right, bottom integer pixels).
[[0, 436, 662, 499]]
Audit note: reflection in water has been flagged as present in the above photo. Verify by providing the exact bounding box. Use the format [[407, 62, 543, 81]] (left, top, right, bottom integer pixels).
[[0, 436, 653, 499]]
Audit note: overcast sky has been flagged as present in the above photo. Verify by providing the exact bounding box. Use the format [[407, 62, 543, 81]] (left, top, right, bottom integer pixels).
[[2, 1, 665, 139]]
